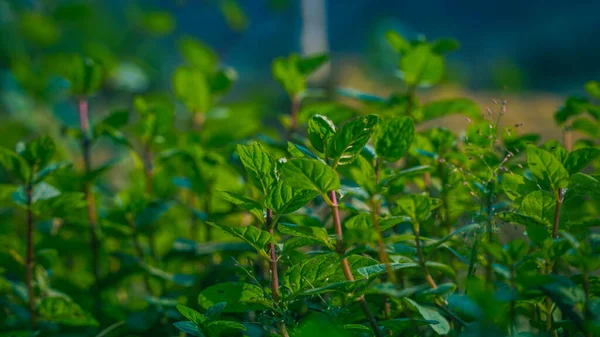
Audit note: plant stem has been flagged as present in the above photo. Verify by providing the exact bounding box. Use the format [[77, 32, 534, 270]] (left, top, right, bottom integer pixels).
[[550, 188, 564, 274], [466, 229, 481, 282], [544, 261, 556, 336], [143, 144, 153, 198], [405, 85, 417, 117], [545, 295, 553, 333], [142, 141, 160, 268], [414, 222, 437, 289], [584, 271, 591, 337], [25, 182, 36, 329], [371, 159, 396, 284], [437, 162, 450, 233], [94, 320, 126, 337], [266, 209, 289, 337], [78, 98, 101, 317], [423, 171, 431, 191], [583, 271, 590, 308], [329, 190, 383, 337], [204, 185, 212, 242], [191, 110, 205, 131], [189, 194, 199, 241], [552, 189, 563, 239], [484, 181, 495, 286], [189, 110, 204, 242], [128, 218, 152, 294], [509, 265, 516, 336], [371, 159, 395, 320], [289, 94, 301, 137], [563, 126, 572, 152], [466, 193, 488, 290]]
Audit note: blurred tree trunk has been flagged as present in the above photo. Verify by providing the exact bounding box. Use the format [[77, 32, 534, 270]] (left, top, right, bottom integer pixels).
[[301, 0, 331, 86]]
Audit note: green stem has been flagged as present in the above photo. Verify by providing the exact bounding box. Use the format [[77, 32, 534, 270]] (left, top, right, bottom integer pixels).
[[142, 141, 161, 270], [584, 271, 591, 337], [26, 182, 36, 329], [266, 209, 289, 337], [189, 194, 199, 241], [437, 162, 450, 233], [414, 222, 437, 289], [544, 261, 557, 337], [371, 159, 395, 321], [371, 159, 396, 284], [467, 191, 488, 290], [329, 190, 383, 337], [545, 295, 553, 334], [205, 185, 212, 242], [466, 229, 481, 282], [94, 320, 126, 337], [128, 217, 152, 294], [189, 110, 205, 242], [509, 265, 516, 336], [484, 181, 495, 286], [79, 97, 101, 317], [550, 188, 564, 274]]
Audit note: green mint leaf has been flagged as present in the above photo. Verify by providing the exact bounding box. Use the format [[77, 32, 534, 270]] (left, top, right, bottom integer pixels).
[[526, 145, 569, 192], [308, 114, 336, 154], [236, 142, 277, 194], [327, 114, 378, 167], [373, 117, 415, 162], [279, 158, 340, 195], [198, 282, 272, 312]]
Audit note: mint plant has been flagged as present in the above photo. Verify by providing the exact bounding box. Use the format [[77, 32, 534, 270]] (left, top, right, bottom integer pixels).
[[0, 137, 87, 330], [273, 53, 328, 134], [1, 10, 599, 337], [47, 53, 106, 316]]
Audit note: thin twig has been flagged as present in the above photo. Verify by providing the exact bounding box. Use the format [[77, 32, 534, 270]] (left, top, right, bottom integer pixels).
[[414, 222, 437, 289], [266, 209, 289, 337], [26, 182, 36, 329], [371, 159, 396, 284], [552, 189, 564, 239], [289, 95, 301, 138], [95, 320, 126, 337], [128, 218, 152, 294], [79, 98, 101, 317], [329, 190, 383, 337], [509, 265, 516, 336]]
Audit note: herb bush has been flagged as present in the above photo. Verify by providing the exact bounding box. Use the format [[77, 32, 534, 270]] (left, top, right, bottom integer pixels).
[[1, 17, 600, 337]]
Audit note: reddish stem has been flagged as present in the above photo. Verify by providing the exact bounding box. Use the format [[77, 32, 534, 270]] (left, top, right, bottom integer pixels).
[[289, 95, 301, 136], [78, 99, 89, 131], [423, 171, 431, 190], [329, 190, 383, 337], [143, 146, 153, 197], [79, 97, 101, 316], [564, 127, 572, 152], [189, 110, 204, 241], [552, 189, 564, 239], [26, 183, 36, 329]]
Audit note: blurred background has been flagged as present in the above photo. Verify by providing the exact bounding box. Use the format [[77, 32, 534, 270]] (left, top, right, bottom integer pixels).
[[1, 0, 599, 141]]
